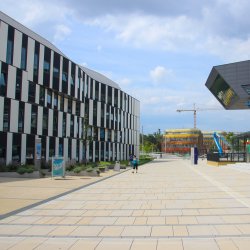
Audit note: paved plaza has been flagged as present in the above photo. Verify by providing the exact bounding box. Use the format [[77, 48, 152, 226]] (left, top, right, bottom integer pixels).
[[1, 157, 250, 249]]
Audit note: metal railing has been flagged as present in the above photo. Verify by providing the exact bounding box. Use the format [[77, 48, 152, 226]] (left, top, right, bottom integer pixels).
[[207, 152, 246, 162]]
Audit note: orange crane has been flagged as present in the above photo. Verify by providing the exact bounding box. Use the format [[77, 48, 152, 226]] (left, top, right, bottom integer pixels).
[[176, 104, 221, 129]]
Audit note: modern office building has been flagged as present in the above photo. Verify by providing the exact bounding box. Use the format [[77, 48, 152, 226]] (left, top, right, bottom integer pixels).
[[205, 60, 250, 110], [0, 11, 140, 165], [163, 129, 203, 155]]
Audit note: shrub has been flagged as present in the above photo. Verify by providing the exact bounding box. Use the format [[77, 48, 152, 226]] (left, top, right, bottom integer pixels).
[[17, 167, 27, 175], [86, 167, 93, 172], [98, 166, 106, 172], [73, 166, 82, 174], [98, 161, 110, 167], [26, 167, 34, 173], [17, 165, 34, 175]]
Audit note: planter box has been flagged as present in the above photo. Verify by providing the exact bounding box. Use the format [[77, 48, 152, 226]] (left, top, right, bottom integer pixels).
[[0, 171, 40, 178]]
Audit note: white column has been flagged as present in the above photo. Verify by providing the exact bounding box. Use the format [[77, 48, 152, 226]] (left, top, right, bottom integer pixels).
[[27, 37, 35, 82], [21, 134, 26, 164], [0, 21, 8, 62], [13, 30, 22, 68]]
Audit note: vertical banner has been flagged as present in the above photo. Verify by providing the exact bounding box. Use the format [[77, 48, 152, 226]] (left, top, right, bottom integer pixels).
[[52, 157, 65, 178], [36, 141, 41, 160]]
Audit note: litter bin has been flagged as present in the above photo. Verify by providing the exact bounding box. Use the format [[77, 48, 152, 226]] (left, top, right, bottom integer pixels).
[[114, 161, 120, 171]]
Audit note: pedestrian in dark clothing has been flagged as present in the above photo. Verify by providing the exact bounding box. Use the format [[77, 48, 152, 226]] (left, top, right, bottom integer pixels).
[[129, 154, 133, 167], [132, 155, 138, 173]]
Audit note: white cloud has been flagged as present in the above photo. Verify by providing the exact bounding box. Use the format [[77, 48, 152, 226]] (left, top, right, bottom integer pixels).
[[150, 66, 173, 84], [84, 6, 250, 61], [118, 78, 132, 87], [53, 24, 71, 42]]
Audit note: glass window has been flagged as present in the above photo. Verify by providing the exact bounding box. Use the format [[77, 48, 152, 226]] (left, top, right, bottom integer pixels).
[[114, 89, 118, 107], [62, 58, 68, 93], [93, 127, 98, 141], [53, 52, 60, 90], [15, 69, 22, 100], [20, 34, 28, 70], [0, 62, 8, 97], [210, 74, 239, 108], [6, 26, 14, 65], [28, 82, 36, 103], [39, 86, 45, 106], [100, 128, 105, 141], [54, 93, 58, 109], [0, 132, 7, 163], [59, 138, 63, 157], [70, 63, 75, 96], [70, 115, 74, 138], [68, 99, 72, 113], [90, 78, 93, 99], [76, 101, 80, 116], [62, 113, 66, 137], [44, 61, 50, 73], [43, 47, 51, 87], [60, 95, 64, 112], [107, 129, 111, 142], [108, 86, 112, 105], [47, 89, 52, 108], [3, 99, 10, 132], [18, 102, 24, 133], [53, 111, 58, 136], [26, 134, 35, 163], [43, 109, 48, 134], [49, 137, 55, 157], [101, 84, 105, 103], [95, 81, 99, 101], [86, 76, 89, 97], [68, 139, 71, 159], [31, 105, 37, 134], [33, 42, 39, 82]]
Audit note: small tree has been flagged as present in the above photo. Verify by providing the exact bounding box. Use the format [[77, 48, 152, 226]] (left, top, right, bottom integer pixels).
[[81, 115, 93, 165]]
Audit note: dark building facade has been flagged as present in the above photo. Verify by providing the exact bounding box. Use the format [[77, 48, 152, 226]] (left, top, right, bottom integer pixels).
[[0, 12, 140, 165], [205, 60, 250, 110]]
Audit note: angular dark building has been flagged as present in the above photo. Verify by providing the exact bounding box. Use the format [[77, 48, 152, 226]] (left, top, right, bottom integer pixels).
[[0, 11, 140, 165], [205, 60, 250, 110]]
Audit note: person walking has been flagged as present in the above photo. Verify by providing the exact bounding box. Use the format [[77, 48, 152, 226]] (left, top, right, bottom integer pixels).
[[132, 155, 138, 173], [129, 154, 133, 167]]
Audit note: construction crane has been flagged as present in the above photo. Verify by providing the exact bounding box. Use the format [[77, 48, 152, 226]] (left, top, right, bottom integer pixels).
[[177, 104, 198, 129], [176, 104, 221, 129]]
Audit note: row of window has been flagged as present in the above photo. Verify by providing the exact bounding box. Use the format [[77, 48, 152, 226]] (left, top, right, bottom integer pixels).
[[0, 132, 133, 163], [2, 23, 135, 111], [0, 61, 137, 123], [2, 98, 137, 144]]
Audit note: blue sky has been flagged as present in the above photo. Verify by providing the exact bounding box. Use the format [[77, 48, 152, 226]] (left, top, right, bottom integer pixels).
[[1, 0, 250, 134]]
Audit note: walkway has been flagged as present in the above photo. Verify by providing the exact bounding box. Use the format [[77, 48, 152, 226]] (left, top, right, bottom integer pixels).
[[1, 158, 250, 249]]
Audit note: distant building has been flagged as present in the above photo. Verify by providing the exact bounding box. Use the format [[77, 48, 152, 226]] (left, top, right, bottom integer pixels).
[[162, 129, 203, 155], [205, 60, 250, 156], [0, 11, 140, 165], [205, 60, 250, 110]]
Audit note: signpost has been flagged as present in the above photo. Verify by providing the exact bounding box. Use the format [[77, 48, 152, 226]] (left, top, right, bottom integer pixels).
[[52, 157, 65, 178]]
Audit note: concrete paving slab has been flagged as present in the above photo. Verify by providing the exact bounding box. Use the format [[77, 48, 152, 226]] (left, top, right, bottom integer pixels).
[[2, 158, 250, 248]]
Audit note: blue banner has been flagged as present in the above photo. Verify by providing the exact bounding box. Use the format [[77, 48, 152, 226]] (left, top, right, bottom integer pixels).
[[36, 142, 41, 160], [52, 157, 65, 178]]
